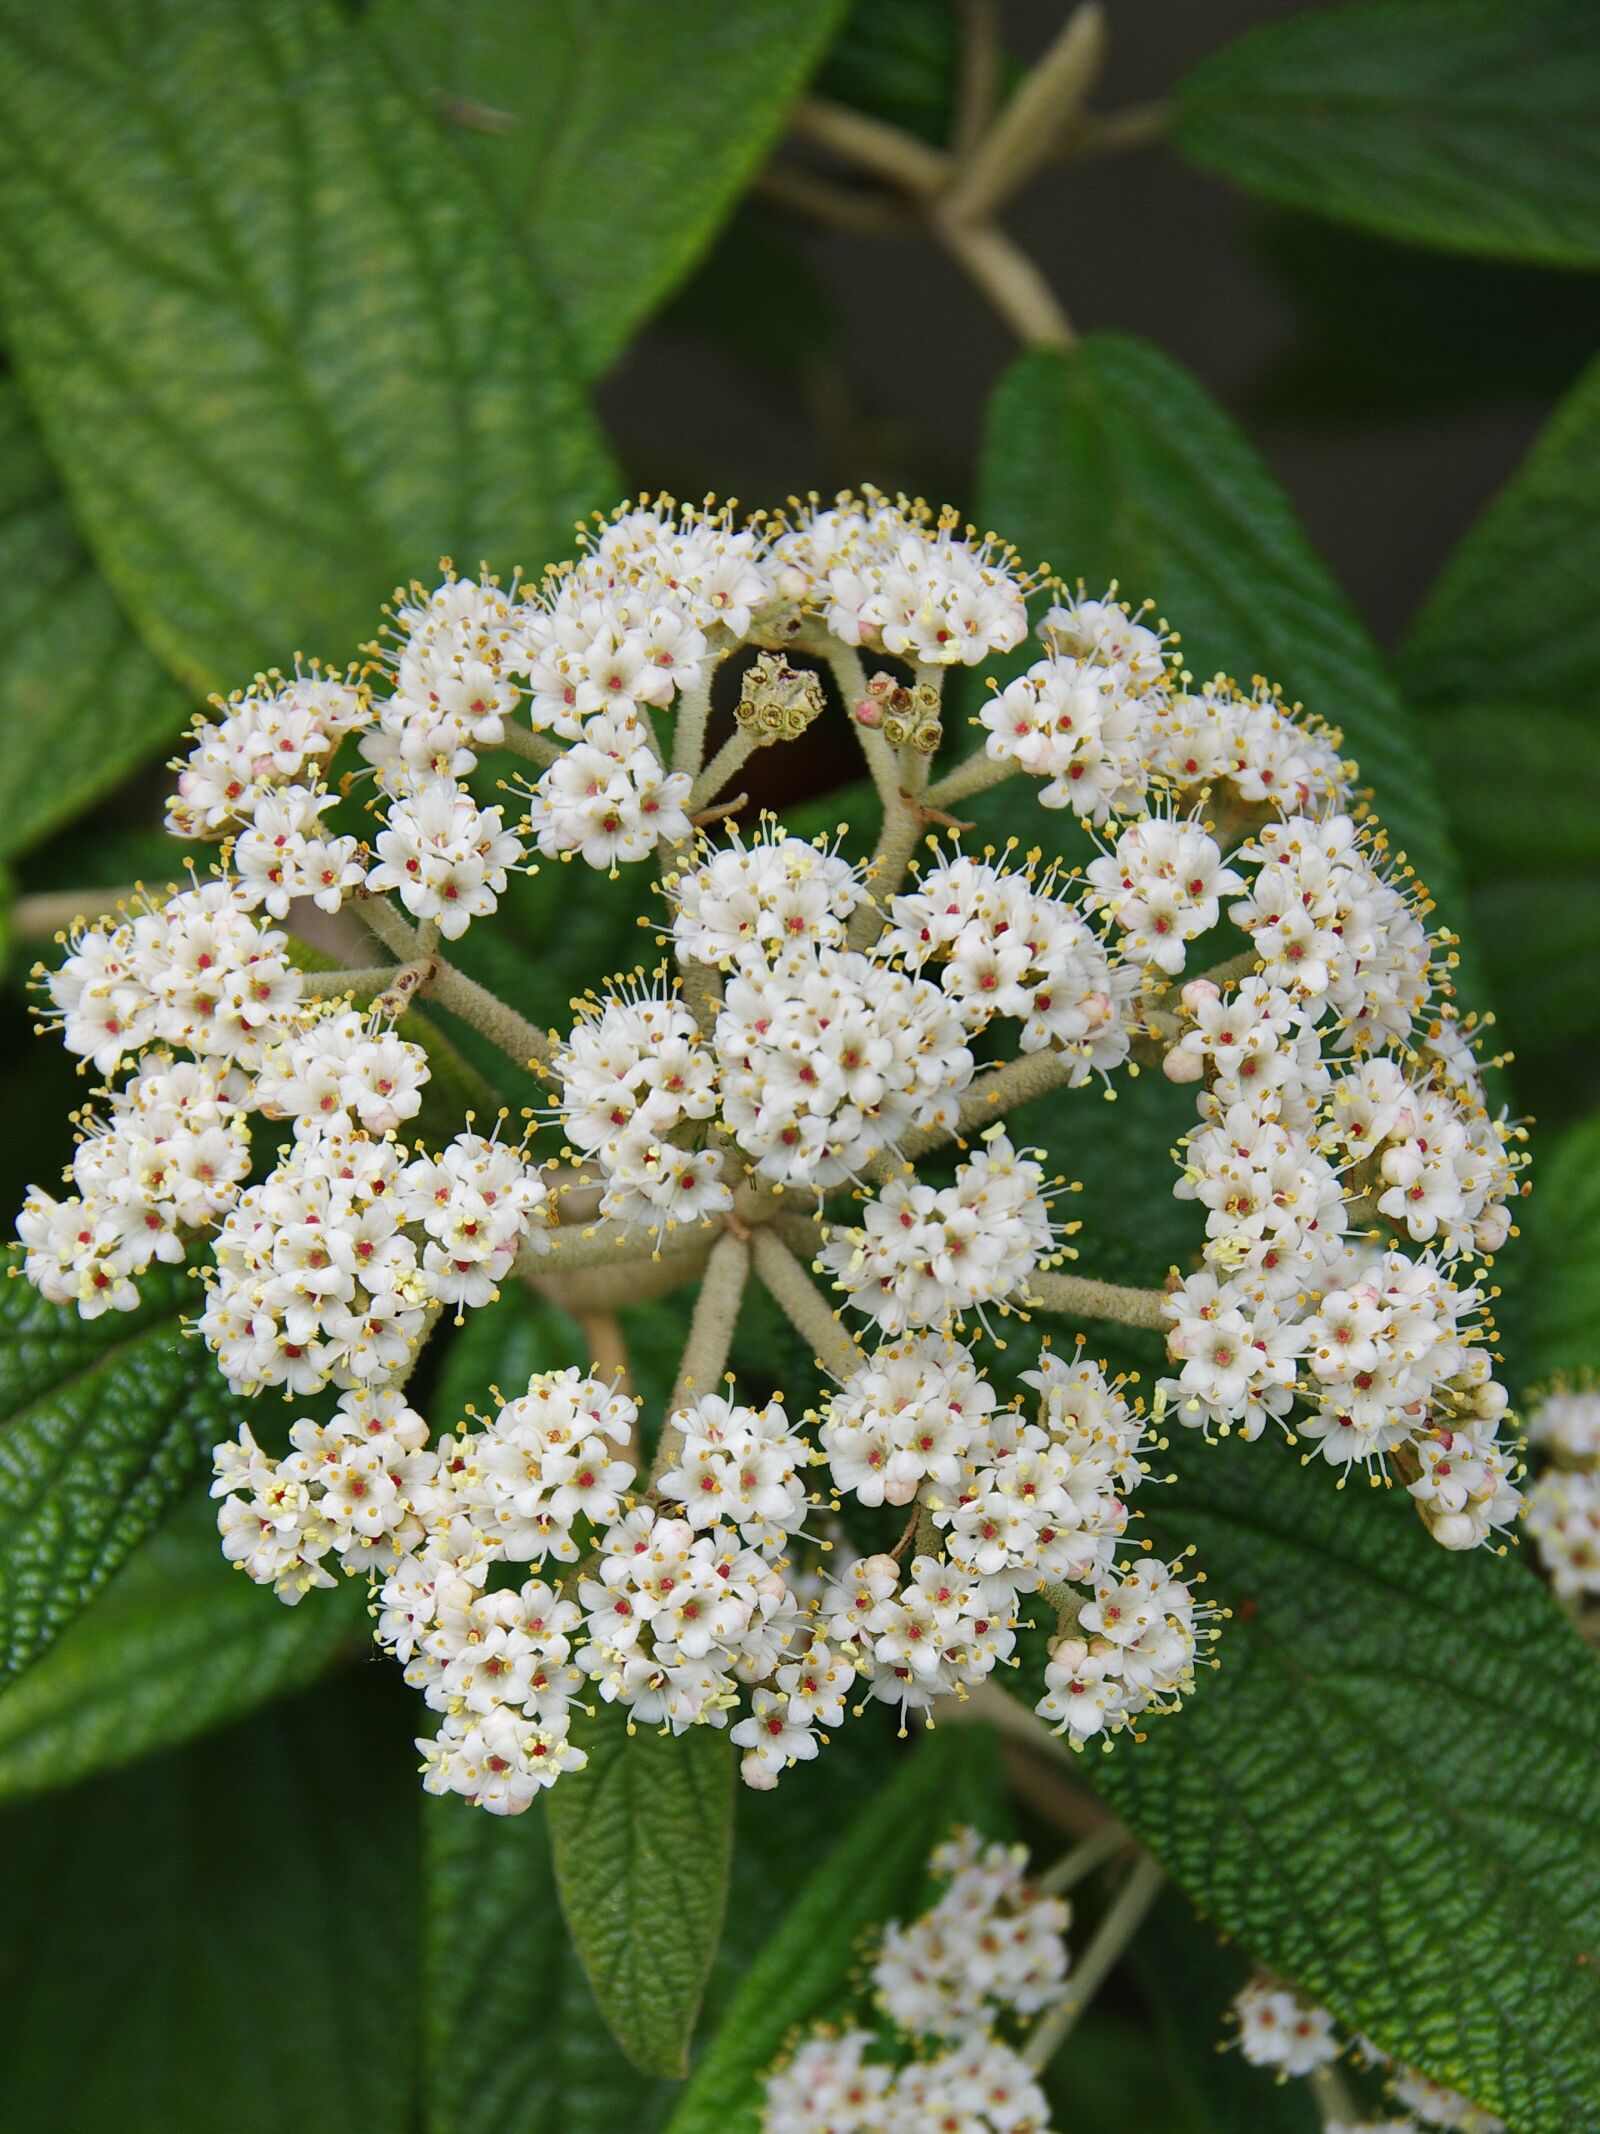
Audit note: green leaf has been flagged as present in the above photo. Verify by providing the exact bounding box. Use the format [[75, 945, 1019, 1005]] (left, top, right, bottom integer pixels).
[[0, 379, 189, 859], [0, 1244, 237, 1683], [1084, 1431, 1600, 2134], [0, 1491, 362, 1804], [814, 0, 964, 146], [1427, 704, 1600, 875], [665, 1730, 990, 2134], [1521, 1112, 1600, 1384], [1173, 0, 1600, 270], [1471, 873, 1600, 1057], [979, 335, 1462, 908], [546, 1701, 736, 2078], [0, 0, 613, 699], [369, 0, 848, 377], [423, 1798, 671, 2134], [1400, 352, 1600, 712], [0, 1668, 419, 2134]]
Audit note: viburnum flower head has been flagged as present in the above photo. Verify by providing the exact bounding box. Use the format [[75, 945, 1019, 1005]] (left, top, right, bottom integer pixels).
[[13, 488, 1525, 1823]]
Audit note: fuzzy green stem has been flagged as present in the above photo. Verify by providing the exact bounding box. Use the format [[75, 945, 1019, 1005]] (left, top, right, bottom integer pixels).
[[943, 2, 1106, 224], [1038, 1818, 1135, 1896], [517, 1212, 719, 1281], [357, 893, 552, 1068], [926, 744, 1017, 809], [671, 668, 717, 781], [1027, 1269, 1170, 1333], [12, 884, 144, 939], [658, 1230, 751, 1471], [1022, 1850, 1163, 2071], [691, 726, 762, 811], [496, 723, 564, 771], [301, 965, 397, 1002], [749, 1227, 863, 1384], [1308, 2064, 1361, 2127]]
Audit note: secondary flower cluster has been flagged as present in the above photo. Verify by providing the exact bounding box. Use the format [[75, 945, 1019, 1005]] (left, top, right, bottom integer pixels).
[[1522, 1384, 1600, 1598], [14, 488, 1528, 1815], [1231, 1978, 1504, 2133], [762, 1825, 1066, 2133]]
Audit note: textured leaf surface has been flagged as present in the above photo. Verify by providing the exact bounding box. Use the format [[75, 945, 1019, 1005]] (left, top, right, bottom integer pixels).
[[0, 1493, 362, 1803], [0, 1670, 418, 2134], [0, 1245, 236, 1683], [1174, 0, 1600, 268], [1085, 1430, 1600, 2134], [979, 337, 1462, 907], [1400, 352, 1600, 712], [371, 0, 847, 377], [0, 0, 612, 697], [424, 1798, 670, 2134], [0, 379, 188, 858], [546, 1701, 736, 2078], [665, 1731, 991, 2134], [1521, 1113, 1600, 1383]]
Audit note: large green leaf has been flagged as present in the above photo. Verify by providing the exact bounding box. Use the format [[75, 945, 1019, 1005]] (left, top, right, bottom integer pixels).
[[0, 0, 613, 699], [1427, 704, 1600, 876], [546, 1701, 736, 2079], [979, 335, 1462, 907], [1083, 1431, 1600, 2134], [0, 379, 189, 859], [1400, 353, 1600, 712], [370, 0, 847, 378], [1521, 1113, 1600, 1384], [0, 1492, 363, 1804], [0, 1668, 419, 2134], [423, 1798, 671, 2134], [1173, 0, 1600, 269], [665, 1730, 992, 2134], [1471, 873, 1600, 1061], [0, 1244, 237, 1682]]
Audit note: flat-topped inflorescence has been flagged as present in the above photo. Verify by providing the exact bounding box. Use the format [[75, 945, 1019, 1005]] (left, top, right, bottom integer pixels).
[[13, 489, 1528, 1813]]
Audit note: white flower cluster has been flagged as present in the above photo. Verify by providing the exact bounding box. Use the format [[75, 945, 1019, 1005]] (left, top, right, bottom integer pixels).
[[879, 852, 1137, 1079], [1158, 927, 1525, 1552], [873, 1827, 1070, 2037], [212, 1386, 433, 1601], [165, 666, 370, 839], [17, 488, 1526, 1823], [818, 1332, 1209, 1749], [1523, 1386, 1600, 1598], [761, 1825, 1062, 2134], [819, 1134, 1059, 1334], [1230, 1979, 1504, 2133], [773, 493, 1031, 668], [195, 1127, 536, 1396]]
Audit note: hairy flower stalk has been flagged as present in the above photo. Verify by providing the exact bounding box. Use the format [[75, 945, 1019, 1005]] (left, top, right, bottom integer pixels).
[[14, 489, 1526, 1815]]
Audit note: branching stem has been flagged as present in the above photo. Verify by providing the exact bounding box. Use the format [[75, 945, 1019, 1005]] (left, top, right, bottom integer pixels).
[[1028, 1269, 1170, 1333], [496, 723, 564, 771], [1023, 1851, 1164, 2070], [357, 893, 552, 1068], [1038, 1818, 1136, 1895], [749, 1227, 862, 1385], [659, 1229, 751, 1469]]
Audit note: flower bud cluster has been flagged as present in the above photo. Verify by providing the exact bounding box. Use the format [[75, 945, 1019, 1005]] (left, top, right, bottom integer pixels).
[[1230, 1978, 1504, 2133], [761, 1824, 1065, 2133]]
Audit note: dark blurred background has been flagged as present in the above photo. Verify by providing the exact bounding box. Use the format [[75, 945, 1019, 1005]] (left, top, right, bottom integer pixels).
[[612, 0, 1599, 654]]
